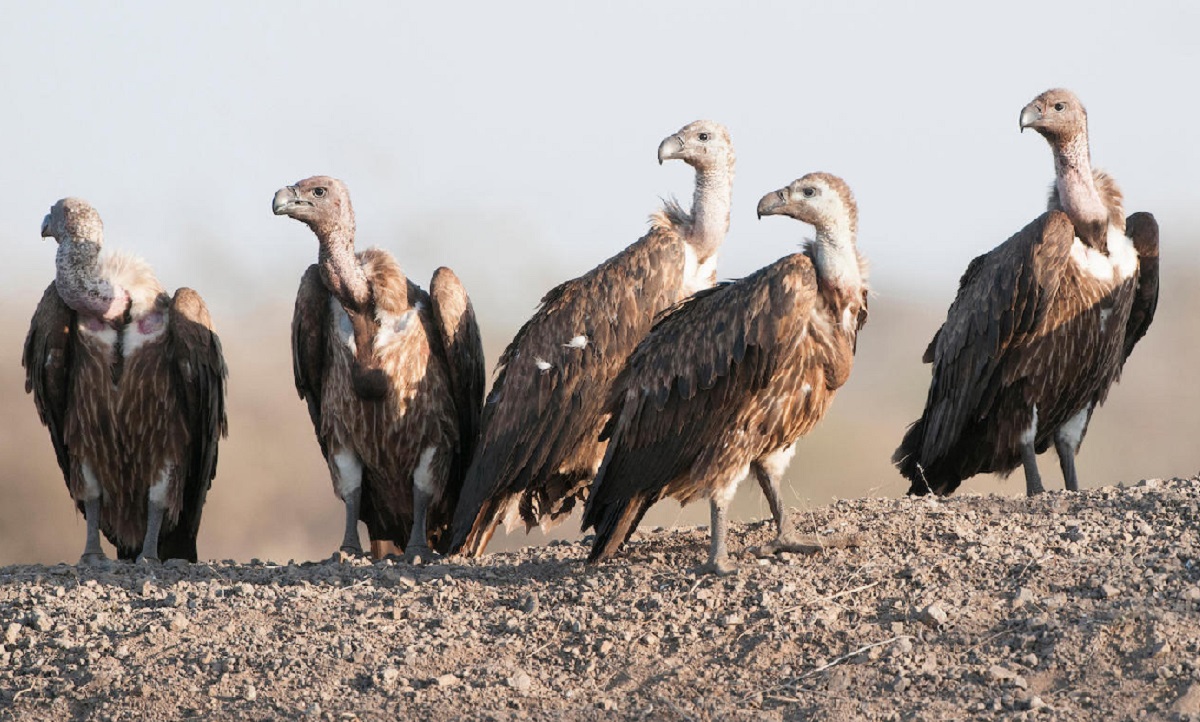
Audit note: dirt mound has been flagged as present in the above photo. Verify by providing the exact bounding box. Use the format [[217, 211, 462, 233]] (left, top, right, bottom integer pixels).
[[3, 476, 1200, 721]]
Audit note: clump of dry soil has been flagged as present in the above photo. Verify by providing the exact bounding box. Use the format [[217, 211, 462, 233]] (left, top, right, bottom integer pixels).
[[4, 476, 1200, 721]]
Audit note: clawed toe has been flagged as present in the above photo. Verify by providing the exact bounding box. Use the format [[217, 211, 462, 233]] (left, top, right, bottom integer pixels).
[[754, 533, 821, 557], [135, 555, 161, 565], [402, 547, 440, 565], [693, 559, 738, 577], [78, 552, 108, 566]]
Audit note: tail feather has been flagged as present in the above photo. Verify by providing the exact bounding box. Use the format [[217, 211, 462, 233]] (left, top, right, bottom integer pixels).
[[585, 494, 655, 563], [893, 418, 961, 496], [451, 493, 510, 557]]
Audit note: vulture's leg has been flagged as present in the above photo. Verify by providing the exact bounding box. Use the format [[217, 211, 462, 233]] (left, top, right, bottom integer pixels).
[[1054, 405, 1090, 492], [79, 497, 107, 564], [138, 468, 170, 563], [333, 450, 365, 556], [403, 485, 436, 564], [403, 450, 441, 564], [1020, 442, 1045, 497], [695, 498, 736, 576], [751, 460, 819, 556]]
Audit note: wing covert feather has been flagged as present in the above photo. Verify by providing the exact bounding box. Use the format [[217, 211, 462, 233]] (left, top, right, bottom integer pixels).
[[23, 283, 76, 490], [292, 265, 331, 458]]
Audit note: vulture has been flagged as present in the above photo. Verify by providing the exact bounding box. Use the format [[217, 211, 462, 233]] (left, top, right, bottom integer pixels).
[[25, 198, 228, 564], [894, 88, 1159, 497], [584, 173, 869, 575], [449, 120, 736, 557], [274, 176, 484, 561]]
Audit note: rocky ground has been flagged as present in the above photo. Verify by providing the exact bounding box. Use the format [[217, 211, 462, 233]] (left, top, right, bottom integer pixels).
[[4, 477, 1200, 721]]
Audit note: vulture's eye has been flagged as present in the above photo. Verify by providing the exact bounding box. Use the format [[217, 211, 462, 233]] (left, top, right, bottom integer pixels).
[[313, 188, 327, 198], [802, 187, 816, 198], [1053, 102, 1065, 112], [698, 132, 710, 142]]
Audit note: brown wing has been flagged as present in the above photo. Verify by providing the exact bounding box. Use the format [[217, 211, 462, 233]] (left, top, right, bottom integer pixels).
[[158, 288, 228, 561], [292, 264, 331, 459], [1122, 212, 1159, 360], [582, 255, 819, 559], [894, 211, 1076, 492], [23, 283, 76, 495], [428, 267, 485, 471], [449, 225, 688, 554]]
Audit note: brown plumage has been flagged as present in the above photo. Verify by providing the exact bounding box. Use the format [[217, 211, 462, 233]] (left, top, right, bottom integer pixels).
[[584, 173, 868, 575], [449, 120, 736, 557], [25, 198, 228, 563], [276, 176, 484, 560], [894, 89, 1159, 496]]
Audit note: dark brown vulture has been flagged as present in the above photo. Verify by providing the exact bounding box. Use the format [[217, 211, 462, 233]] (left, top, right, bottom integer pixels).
[[583, 173, 869, 575], [24, 198, 228, 564], [894, 88, 1159, 497], [449, 120, 736, 557], [274, 176, 484, 561]]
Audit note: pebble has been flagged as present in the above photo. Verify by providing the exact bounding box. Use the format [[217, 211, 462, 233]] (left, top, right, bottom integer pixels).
[[921, 603, 948, 628], [5, 623, 21, 644], [436, 673, 459, 688], [508, 671, 532, 693]]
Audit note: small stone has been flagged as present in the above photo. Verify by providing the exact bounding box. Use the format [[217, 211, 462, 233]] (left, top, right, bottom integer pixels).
[[4, 623, 20, 644], [30, 609, 53, 632], [598, 640, 613, 654], [1028, 695, 1048, 710], [115, 644, 130, 660], [597, 699, 617, 711], [921, 603, 948, 628], [169, 615, 189, 632], [1013, 588, 1035, 608], [641, 633, 660, 646], [987, 665, 1017, 683], [435, 673, 459, 688], [1100, 584, 1120, 599], [1172, 683, 1200, 715], [1182, 587, 1200, 602], [722, 614, 743, 627], [520, 593, 539, 614], [244, 685, 257, 702], [508, 671, 532, 693], [1021, 653, 1038, 668], [381, 667, 400, 687]]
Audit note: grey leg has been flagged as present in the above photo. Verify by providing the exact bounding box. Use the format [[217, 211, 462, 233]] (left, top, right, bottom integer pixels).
[[753, 463, 823, 556], [1055, 438, 1080, 492], [340, 486, 364, 555], [402, 485, 438, 564], [1021, 441, 1045, 496], [137, 499, 165, 563], [79, 497, 107, 565], [695, 498, 736, 576]]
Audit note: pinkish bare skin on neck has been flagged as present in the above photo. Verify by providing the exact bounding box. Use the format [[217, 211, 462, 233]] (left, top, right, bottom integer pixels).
[[311, 214, 371, 312], [1052, 134, 1109, 247], [685, 167, 733, 260], [55, 236, 128, 324]]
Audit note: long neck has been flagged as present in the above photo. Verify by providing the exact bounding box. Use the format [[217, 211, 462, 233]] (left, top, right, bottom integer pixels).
[[1052, 132, 1108, 246], [55, 234, 127, 322], [685, 166, 733, 260], [314, 216, 371, 311], [810, 219, 863, 294]]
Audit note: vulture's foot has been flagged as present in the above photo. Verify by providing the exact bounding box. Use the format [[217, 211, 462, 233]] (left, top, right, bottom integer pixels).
[[693, 558, 738, 577], [753, 533, 824, 557], [78, 551, 108, 566], [402, 545, 441, 566], [135, 554, 161, 565], [334, 545, 365, 563]]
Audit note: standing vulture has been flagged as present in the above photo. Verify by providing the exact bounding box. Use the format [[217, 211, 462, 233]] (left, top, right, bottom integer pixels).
[[893, 88, 1159, 497], [584, 173, 869, 575], [450, 120, 736, 557], [25, 198, 228, 563], [274, 176, 484, 561]]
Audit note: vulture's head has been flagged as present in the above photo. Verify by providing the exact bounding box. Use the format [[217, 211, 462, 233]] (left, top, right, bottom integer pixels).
[[273, 176, 354, 232], [41, 197, 103, 244], [657, 120, 734, 172], [757, 173, 858, 235], [1020, 88, 1088, 143]]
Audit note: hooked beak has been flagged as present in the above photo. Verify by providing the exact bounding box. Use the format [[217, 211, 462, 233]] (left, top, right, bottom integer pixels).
[[657, 134, 684, 165], [40, 213, 51, 239], [756, 189, 788, 219], [1019, 103, 1042, 133], [272, 186, 305, 215]]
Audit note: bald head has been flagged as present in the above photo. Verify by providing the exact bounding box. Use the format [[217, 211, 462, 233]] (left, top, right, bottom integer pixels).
[[273, 175, 355, 237], [757, 172, 858, 236], [657, 120, 735, 173], [1020, 88, 1088, 145], [42, 197, 103, 244]]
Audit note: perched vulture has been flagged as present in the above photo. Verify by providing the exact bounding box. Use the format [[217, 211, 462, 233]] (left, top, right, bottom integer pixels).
[[24, 198, 228, 563], [274, 176, 484, 561], [584, 173, 869, 575], [449, 120, 736, 557], [894, 88, 1159, 497]]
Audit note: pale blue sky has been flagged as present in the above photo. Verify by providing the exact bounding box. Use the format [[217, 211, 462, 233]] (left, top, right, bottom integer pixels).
[[2, 1, 1196, 321]]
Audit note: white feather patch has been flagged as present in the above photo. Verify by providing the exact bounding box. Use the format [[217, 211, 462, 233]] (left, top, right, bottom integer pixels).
[[148, 465, 173, 505], [1070, 224, 1138, 282], [758, 443, 799, 480], [535, 357, 552, 371], [563, 335, 588, 349], [1020, 405, 1038, 446], [683, 244, 719, 295], [412, 446, 438, 496], [80, 462, 102, 501], [331, 299, 356, 354], [1057, 404, 1092, 454], [332, 449, 364, 498]]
